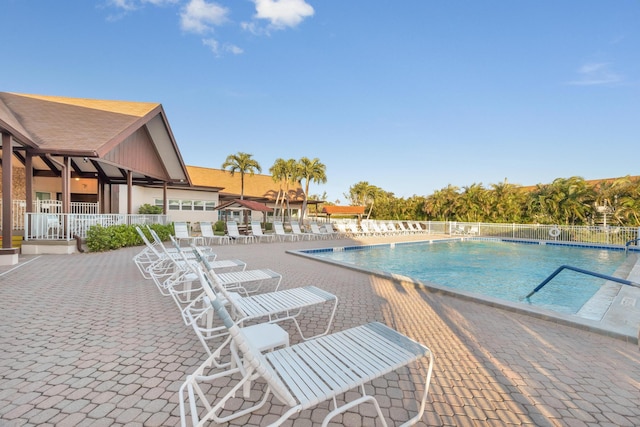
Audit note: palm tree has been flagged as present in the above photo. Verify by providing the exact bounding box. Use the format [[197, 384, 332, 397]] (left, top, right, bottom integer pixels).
[[347, 181, 379, 219], [423, 184, 460, 221], [298, 157, 327, 222], [269, 158, 289, 219], [221, 152, 262, 200], [269, 158, 299, 221]]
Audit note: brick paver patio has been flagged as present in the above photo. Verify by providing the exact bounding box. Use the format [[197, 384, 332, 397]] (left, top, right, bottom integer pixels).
[[1, 235, 639, 426]]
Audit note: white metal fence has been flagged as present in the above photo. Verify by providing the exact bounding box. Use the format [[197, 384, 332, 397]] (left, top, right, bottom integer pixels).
[[1, 200, 100, 231], [331, 219, 640, 247], [23, 213, 168, 240]]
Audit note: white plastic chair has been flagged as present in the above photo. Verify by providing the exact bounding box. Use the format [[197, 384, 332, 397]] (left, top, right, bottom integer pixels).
[[290, 221, 315, 240], [200, 221, 230, 245], [183, 254, 338, 358], [273, 221, 299, 242], [174, 221, 204, 247], [226, 221, 256, 244], [250, 221, 275, 243]]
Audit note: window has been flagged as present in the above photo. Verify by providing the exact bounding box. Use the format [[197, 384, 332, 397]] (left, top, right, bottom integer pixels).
[[160, 198, 216, 211]]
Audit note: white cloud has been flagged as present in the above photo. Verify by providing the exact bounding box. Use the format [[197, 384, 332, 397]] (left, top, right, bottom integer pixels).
[[203, 38, 244, 57], [109, 0, 177, 10], [252, 0, 314, 29], [180, 0, 229, 34], [569, 62, 622, 86], [142, 0, 179, 5]]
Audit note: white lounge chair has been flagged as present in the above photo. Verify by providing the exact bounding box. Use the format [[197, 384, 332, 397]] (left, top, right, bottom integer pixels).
[[179, 277, 434, 427], [200, 221, 230, 245], [395, 221, 411, 235], [226, 220, 256, 244], [290, 221, 315, 240], [322, 222, 342, 238], [346, 221, 366, 237], [309, 222, 329, 239], [174, 221, 204, 247], [159, 240, 247, 319], [273, 221, 299, 242], [250, 221, 275, 243], [133, 226, 216, 286], [408, 221, 424, 233], [184, 255, 338, 357], [359, 221, 377, 236]]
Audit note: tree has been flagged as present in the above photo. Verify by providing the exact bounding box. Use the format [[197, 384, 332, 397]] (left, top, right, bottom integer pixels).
[[347, 181, 380, 220], [298, 157, 327, 222], [269, 158, 289, 219], [221, 152, 261, 200], [269, 158, 299, 221]]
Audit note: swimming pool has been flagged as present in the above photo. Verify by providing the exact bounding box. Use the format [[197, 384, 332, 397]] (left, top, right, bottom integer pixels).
[[301, 239, 632, 315]]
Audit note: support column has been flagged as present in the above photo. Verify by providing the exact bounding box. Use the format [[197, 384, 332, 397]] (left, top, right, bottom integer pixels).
[[1, 132, 19, 265], [2, 133, 13, 249], [25, 153, 33, 213], [127, 170, 132, 214], [163, 182, 168, 215], [62, 156, 71, 213]]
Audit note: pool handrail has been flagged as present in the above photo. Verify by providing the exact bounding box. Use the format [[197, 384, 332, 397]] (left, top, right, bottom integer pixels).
[[525, 264, 640, 300], [625, 238, 640, 254]]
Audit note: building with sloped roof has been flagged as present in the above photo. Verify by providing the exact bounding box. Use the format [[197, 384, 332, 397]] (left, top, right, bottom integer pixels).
[[0, 92, 311, 257]]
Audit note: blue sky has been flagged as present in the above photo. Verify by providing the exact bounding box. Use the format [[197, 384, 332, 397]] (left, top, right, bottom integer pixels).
[[2, 1, 639, 203]]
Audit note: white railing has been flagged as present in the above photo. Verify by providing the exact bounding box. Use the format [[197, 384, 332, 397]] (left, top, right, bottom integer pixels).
[[1, 200, 100, 231], [331, 219, 640, 247], [23, 213, 168, 240]]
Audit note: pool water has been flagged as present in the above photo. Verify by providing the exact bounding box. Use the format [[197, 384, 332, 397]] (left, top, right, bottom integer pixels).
[[311, 240, 629, 315]]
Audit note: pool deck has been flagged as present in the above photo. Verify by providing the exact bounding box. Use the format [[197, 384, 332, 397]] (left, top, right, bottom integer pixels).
[[1, 234, 639, 426]]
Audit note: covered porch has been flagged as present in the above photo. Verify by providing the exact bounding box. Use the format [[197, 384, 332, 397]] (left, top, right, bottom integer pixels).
[[0, 93, 192, 261]]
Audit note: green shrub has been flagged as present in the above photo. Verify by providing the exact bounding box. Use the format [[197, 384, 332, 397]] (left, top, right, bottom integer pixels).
[[86, 223, 174, 252], [214, 220, 225, 232], [138, 204, 163, 214]]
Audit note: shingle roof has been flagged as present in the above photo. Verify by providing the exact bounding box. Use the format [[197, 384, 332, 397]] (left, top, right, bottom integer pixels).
[[322, 205, 366, 215], [0, 92, 189, 184], [186, 165, 304, 201], [0, 92, 160, 153]]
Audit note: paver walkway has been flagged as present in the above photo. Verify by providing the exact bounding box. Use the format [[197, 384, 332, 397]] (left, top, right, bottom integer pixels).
[[1, 235, 639, 426]]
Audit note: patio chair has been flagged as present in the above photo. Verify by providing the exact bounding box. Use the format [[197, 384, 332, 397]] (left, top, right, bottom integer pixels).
[[385, 221, 402, 235], [346, 221, 366, 237], [148, 236, 246, 302], [309, 222, 329, 239], [133, 226, 216, 285], [179, 275, 434, 427], [290, 221, 315, 240], [227, 220, 256, 244], [250, 221, 275, 243], [174, 221, 204, 247], [359, 220, 377, 236], [395, 221, 411, 235], [322, 222, 343, 238], [408, 221, 425, 233], [273, 221, 299, 242], [200, 221, 230, 245], [183, 253, 338, 358]]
